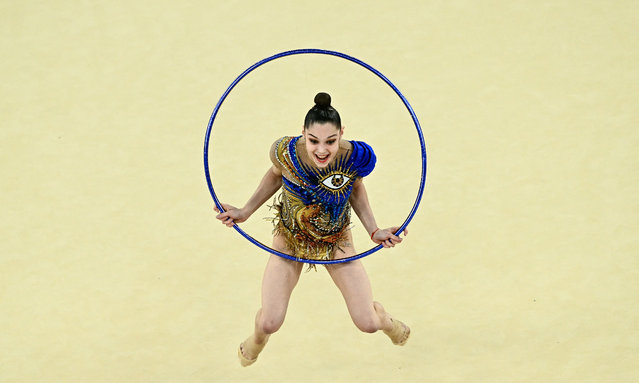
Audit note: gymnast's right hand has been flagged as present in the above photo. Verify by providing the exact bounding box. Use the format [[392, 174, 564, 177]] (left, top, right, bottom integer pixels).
[[214, 203, 249, 227]]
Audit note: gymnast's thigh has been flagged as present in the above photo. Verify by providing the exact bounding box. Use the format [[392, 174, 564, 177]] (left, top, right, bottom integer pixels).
[[260, 234, 303, 312]]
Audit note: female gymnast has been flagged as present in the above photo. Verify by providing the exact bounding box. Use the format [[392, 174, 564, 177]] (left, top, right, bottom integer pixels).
[[214, 92, 410, 366]]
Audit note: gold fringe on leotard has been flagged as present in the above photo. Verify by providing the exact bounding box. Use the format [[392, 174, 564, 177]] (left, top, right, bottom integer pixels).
[[268, 192, 351, 270]]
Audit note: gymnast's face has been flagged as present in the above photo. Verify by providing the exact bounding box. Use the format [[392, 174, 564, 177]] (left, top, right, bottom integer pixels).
[[302, 122, 343, 168]]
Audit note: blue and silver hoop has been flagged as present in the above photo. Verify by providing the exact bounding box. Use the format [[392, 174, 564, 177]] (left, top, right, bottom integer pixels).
[[204, 49, 427, 265]]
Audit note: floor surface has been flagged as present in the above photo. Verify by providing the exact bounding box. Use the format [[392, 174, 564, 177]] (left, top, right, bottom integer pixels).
[[1, 1, 638, 382]]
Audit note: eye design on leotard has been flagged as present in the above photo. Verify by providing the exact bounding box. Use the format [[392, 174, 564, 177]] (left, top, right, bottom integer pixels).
[[321, 173, 351, 190]]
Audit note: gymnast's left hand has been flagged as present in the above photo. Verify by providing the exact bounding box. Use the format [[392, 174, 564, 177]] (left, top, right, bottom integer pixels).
[[214, 203, 249, 227], [372, 226, 408, 248]]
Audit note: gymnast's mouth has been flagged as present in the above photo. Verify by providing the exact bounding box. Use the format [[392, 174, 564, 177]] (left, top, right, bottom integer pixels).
[[314, 153, 329, 164]]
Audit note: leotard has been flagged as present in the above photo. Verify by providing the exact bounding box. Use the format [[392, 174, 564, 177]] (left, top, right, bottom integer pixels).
[[270, 135, 376, 261]]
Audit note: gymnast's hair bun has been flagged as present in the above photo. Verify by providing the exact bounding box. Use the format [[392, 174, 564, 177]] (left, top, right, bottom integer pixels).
[[314, 92, 331, 107]]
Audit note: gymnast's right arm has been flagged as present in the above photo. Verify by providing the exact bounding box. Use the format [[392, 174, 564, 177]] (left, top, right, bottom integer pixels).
[[214, 165, 283, 227]]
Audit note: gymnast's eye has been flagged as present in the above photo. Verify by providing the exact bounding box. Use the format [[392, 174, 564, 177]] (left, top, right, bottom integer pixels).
[[321, 174, 351, 190]]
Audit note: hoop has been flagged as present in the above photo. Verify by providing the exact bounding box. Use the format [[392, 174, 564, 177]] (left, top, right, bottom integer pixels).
[[204, 49, 427, 264]]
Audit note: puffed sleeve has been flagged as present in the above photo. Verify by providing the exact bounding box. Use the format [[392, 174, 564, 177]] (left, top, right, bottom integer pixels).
[[270, 137, 285, 170], [350, 140, 376, 178]]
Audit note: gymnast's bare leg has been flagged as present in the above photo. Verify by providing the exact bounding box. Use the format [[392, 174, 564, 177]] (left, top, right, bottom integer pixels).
[[326, 231, 410, 344], [238, 234, 303, 366]]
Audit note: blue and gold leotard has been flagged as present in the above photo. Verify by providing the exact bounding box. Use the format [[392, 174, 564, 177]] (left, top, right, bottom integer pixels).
[[270, 136, 376, 261]]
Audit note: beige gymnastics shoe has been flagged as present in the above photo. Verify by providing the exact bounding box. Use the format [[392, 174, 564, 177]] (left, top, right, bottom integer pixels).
[[237, 336, 268, 367], [383, 318, 411, 346]]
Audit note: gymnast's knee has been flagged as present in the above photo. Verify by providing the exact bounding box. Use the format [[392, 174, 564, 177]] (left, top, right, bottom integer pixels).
[[258, 314, 285, 335], [353, 316, 380, 334]]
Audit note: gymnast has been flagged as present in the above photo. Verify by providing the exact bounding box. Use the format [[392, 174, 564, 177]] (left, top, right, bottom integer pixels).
[[214, 92, 410, 366]]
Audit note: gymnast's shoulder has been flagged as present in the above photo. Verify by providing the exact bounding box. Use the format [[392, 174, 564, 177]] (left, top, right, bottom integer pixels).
[[347, 139, 376, 177], [269, 136, 295, 154], [269, 136, 294, 168]]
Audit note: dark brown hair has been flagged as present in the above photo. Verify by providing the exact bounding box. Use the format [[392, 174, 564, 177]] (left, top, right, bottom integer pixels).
[[303, 92, 341, 129]]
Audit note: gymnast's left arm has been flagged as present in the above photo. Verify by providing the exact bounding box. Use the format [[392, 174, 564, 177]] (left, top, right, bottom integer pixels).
[[349, 178, 408, 248]]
